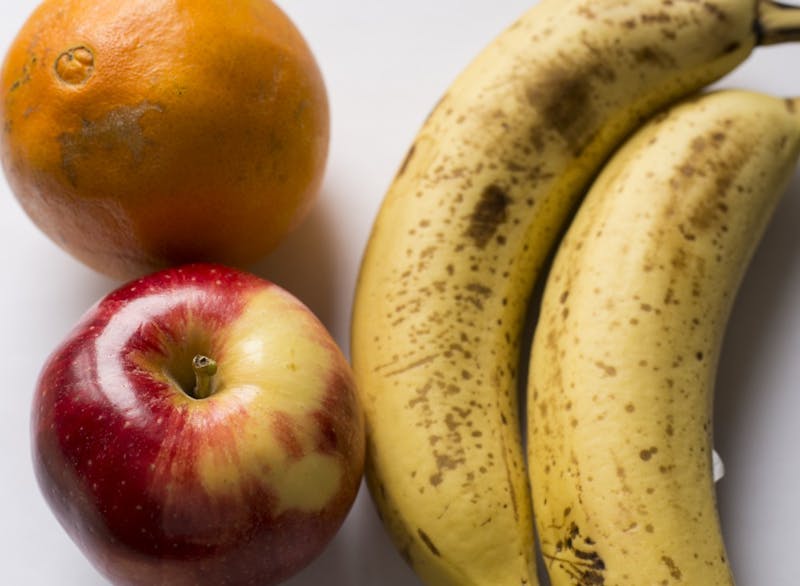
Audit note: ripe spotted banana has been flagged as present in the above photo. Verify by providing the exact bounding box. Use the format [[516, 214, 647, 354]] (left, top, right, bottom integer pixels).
[[527, 89, 800, 585], [350, 1, 800, 584]]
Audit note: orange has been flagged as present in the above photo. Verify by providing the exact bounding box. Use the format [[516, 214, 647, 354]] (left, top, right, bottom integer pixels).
[[1, 0, 329, 280]]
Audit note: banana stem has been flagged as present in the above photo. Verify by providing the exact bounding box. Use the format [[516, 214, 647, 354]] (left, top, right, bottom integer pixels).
[[757, 0, 800, 45]]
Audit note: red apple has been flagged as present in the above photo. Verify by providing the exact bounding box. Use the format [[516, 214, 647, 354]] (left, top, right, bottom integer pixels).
[[31, 264, 365, 586]]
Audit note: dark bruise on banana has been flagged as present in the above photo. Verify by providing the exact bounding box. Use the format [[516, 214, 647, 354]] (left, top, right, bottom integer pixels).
[[349, 0, 800, 583], [543, 513, 606, 585], [529, 92, 800, 585]]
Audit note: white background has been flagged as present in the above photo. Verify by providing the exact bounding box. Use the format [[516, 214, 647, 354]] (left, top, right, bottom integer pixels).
[[2, 1, 800, 584]]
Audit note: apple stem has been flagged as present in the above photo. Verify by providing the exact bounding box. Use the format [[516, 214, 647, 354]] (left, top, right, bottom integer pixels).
[[192, 354, 217, 399]]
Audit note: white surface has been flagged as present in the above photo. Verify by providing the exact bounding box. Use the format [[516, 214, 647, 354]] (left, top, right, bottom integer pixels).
[[2, 1, 800, 585]]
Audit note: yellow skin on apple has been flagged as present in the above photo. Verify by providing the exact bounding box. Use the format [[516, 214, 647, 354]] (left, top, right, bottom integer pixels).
[[145, 288, 348, 512]]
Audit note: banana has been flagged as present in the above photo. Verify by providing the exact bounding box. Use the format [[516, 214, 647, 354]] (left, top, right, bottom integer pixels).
[[527, 89, 800, 585], [350, 1, 800, 584]]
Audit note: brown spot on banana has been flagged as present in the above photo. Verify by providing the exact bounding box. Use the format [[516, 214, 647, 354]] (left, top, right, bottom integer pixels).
[[703, 2, 729, 22], [526, 63, 611, 156], [641, 11, 672, 24], [397, 143, 416, 178], [639, 447, 658, 461], [418, 529, 441, 557], [594, 361, 617, 377], [661, 555, 683, 580], [464, 183, 511, 248], [544, 521, 606, 585], [630, 45, 678, 68]]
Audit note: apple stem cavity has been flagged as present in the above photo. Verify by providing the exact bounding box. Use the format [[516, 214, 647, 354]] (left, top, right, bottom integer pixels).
[[191, 354, 218, 399]]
